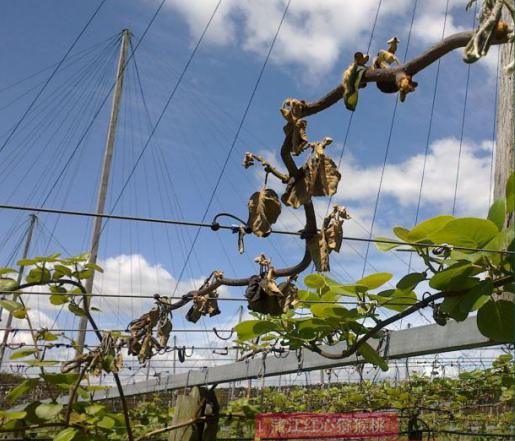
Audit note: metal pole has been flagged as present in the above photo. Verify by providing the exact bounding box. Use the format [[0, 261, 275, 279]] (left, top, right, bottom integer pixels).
[[173, 335, 177, 375], [0, 214, 37, 370], [230, 305, 244, 399], [76, 29, 131, 356]]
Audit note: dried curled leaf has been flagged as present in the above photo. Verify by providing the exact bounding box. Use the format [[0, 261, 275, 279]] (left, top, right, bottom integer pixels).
[[259, 269, 282, 296], [307, 232, 330, 272], [126, 298, 173, 363], [185, 272, 222, 323], [243, 152, 254, 168], [61, 332, 123, 375], [281, 98, 309, 155], [307, 205, 350, 272], [464, 0, 506, 64], [247, 188, 281, 237], [342, 52, 369, 111], [324, 205, 351, 253], [281, 137, 341, 208], [245, 274, 298, 316]]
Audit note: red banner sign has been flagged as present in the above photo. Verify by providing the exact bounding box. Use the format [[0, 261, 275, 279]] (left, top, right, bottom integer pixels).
[[255, 412, 398, 440]]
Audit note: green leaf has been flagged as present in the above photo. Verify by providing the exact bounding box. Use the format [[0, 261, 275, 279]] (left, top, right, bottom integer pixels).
[[97, 415, 115, 429], [0, 268, 17, 276], [357, 342, 388, 371], [85, 263, 104, 273], [10, 349, 37, 360], [24, 360, 60, 367], [17, 258, 37, 266], [429, 262, 480, 290], [0, 278, 18, 292], [477, 300, 515, 342], [54, 427, 78, 441], [39, 330, 59, 341], [374, 237, 401, 252], [50, 294, 70, 305], [26, 267, 51, 284], [506, 172, 514, 212], [35, 403, 63, 420], [0, 299, 24, 312], [393, 227, 410, 242], [5, 378, 39, 404], [428, 218, 499, 248], [304, 274, 326, 289], [68, 303, 86, 317], [235, 320, 280, 341], [458, 280, 494, 314], [375, 290, 417, 312], [396, 273, 425, 292], [54, 265, 72, 276], [43, 373, 79, 386], [408, 216, 455, 242], [357, 272, 392, 290], [488, 198, 506, 231], [85, 404, 105, 416], [440, 296, 469, 322], [0, 410, 26, 421]]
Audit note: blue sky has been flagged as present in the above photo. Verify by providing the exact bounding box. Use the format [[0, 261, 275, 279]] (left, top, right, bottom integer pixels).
[[0, 0, 502, 375]]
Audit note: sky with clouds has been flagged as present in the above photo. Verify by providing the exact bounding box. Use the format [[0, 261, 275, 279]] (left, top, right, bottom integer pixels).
[[0, 0, 503, 380]]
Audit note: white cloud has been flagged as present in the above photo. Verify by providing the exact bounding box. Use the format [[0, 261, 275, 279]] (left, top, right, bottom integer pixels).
[[166, 0, 414, 78], [336, 137, 493, 217]]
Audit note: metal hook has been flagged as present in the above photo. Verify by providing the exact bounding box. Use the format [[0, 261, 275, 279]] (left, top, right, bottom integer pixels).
[[177, 346, 186, 363], [212, 347, 229, 356], [184, 346, 194, 358], [213, 327, 234, 341]]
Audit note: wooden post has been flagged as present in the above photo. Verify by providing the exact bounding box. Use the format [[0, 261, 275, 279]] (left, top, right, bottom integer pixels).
[[494, 10, 514, 226], [76, 29, 131, 355]]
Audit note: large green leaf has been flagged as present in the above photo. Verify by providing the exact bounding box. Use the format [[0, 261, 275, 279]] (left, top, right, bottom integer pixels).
[[0, 299, 24, 312], [0, 277, 18, 292], [304, 274, 326, 289], [357, 272, 392, 290], [393, 227, 410, 241], [357, 342, 388, 371], [9, 348, 37, 360], [97, 415, 116, 429], [235, 320, 280, 341], [458, 280, 494, 314], [5, 378, 39, 404], [310, 303, 359, 320], [375, 290, 417, 312], [428, 218, 499, 248], [477, 300, 515, 342], [26, 267, 51, 284], [488, 198, 506, 231], [0, 410, 26, 421], [396, 273, 426, 292], [53, 427, 78, 441], [293, 318, 333, 340], [374, 237, 401, 252], [429, 262, 480, 290], [35, 403, 63, 420], [407, 216, 455, 242], [440, 296, 469, 322]]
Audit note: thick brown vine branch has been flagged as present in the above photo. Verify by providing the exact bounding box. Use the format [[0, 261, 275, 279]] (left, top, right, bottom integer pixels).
[[161, 27, 511, 316], [298, 28, 510, 118]]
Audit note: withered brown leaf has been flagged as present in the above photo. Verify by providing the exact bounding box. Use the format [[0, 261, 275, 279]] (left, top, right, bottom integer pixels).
[[247, 188, 281, 237]]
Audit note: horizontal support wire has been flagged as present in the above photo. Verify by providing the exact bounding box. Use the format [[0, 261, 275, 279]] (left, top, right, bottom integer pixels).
[[0, 203, 511, 255], [0, 290, 434, 306]]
